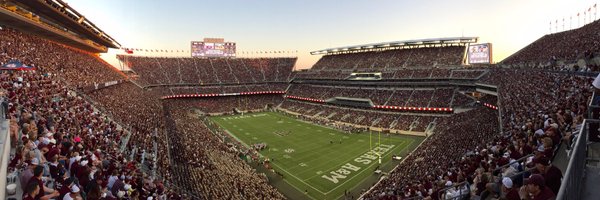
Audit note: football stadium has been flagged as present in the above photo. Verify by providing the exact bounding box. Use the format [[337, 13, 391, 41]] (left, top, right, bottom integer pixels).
[[0, 0, 599, 200]]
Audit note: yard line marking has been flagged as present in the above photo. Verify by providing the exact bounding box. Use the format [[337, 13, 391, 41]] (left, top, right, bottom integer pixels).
[[214, 115, 328, 196], [270, 162, 328, 194], [211, 112, 419, 199], [279, 178, 318, 200]]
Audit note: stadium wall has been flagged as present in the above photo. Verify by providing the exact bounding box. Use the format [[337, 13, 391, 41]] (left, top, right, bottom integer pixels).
[[0, 119, 10, 199]]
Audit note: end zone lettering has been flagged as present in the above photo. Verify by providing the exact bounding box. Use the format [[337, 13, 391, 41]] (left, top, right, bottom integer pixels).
[[321, 144, 395, 184]]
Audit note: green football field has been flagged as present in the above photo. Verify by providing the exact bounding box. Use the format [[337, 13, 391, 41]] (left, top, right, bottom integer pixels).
[[210, 112, 424, 200]]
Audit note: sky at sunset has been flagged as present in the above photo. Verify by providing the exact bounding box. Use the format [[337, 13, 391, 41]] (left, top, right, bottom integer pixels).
[[65, 0, 600, 70]]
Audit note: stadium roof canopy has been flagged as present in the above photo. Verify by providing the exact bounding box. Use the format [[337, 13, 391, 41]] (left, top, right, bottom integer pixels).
[[310, 37, 478, 55], [16, 0, 120, 48]]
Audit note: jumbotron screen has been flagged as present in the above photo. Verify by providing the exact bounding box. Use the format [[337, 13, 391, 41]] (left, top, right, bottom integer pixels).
[[191, 41, 236, 57], [467, 43, 492, 64]]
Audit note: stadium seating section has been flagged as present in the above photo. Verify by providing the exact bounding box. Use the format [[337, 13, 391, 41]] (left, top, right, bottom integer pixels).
[[312, 46, 464, 70], [280, 100, 440, 131], [1, 23, 597, 200], [121, 55, 296, 86], [163, 100, 284, 199], [363, 68, 592, 199], [502, 20, 600, 68], [0, 28, 125, 87], [294, 67, 487, 80], [159, 83, 288, 96], [286, 84, 470, 108]]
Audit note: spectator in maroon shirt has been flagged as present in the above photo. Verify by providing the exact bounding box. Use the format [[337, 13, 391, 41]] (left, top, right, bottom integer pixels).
[[520, 174, 555, 200], [47, 155, 63, 180], [76, 160, 91, 189], [22, 181, 40, 200], [27, 166, 59, 200], [501, 177, 520, 200], [20, 158, 38, 191], [59, 178, 75, 200], [531, 156, 562, 195], [44, 141, 60, 161]]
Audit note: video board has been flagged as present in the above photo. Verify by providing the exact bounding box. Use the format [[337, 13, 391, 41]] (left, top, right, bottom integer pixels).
[[467, 43, 492, 64], [191, 40, 236, 57]]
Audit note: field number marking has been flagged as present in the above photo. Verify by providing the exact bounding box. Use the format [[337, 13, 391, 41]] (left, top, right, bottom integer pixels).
[[284, 148, 295, 153]]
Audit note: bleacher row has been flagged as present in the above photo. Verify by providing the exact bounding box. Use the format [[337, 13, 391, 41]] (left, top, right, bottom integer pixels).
[[0, 28, 124, 87], [294, 67, 487, 80], [3, 70, 176, 199], [502, 20, 600, 66], [312, 46, 465, 70], [280, 100, 441, 132], [286, 84, 474, 108], [121, 55, 296, 86], [163, 100, 284, 199], [294, 68, 486, 79], [362, 69, 593, 199], [159, 83, 289, 96]]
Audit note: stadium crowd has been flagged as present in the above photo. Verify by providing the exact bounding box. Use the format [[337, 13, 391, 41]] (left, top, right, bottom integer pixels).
[[168, 95, 283, 114], [293, 45, 490, 80], [279, 100, 443, 131], [0, 28, 124, 87], [2, 12, 598, 200], [312, 46, 465, 70], [3, 70, 175, 200], [286, 84, 467, 108], [84, 81, 176, 195], [364, 108, 499, 199], [121, 55, 296, 86], [160, 83, 288, 96], [86, 82, 286, 198], [163, 100, 285, 199], [501, 20, 600, 68], [87, 83, 164, 157], [405, 90, 435, 107], [294, 68, 486, 80], [0, 26, 293, 199], [362, 68, 592, 199]]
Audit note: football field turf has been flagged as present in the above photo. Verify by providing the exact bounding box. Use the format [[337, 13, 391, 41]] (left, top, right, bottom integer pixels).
[[210, 112, 424, 200]]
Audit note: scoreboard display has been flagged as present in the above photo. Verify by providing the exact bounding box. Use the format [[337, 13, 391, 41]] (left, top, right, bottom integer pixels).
[[467, 43, 492, 64], [191, 39, 236, 57]]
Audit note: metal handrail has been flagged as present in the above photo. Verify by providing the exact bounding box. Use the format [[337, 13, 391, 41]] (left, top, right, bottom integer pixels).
[[556, 119, 597, 200], [493, 154, 534, 173], [587, 91, 600, 119], [438, 181, 469, 200]]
